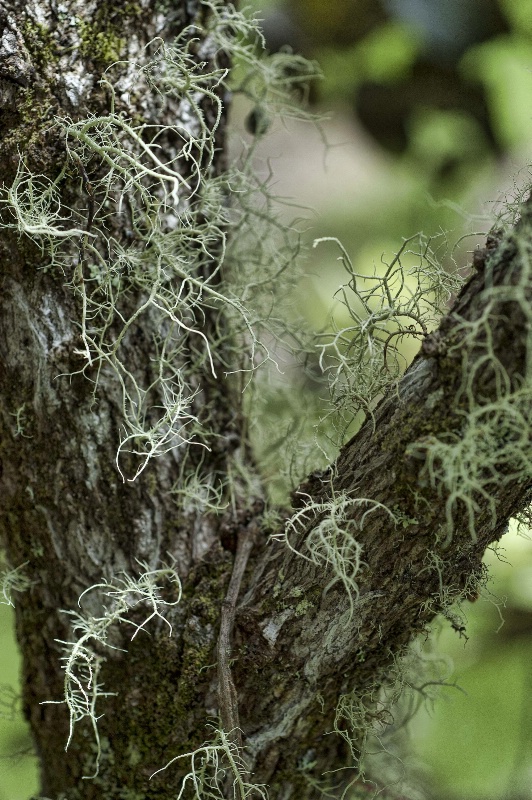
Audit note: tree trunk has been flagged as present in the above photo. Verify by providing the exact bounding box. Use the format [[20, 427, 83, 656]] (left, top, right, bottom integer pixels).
[[1, 2, 531, 799]]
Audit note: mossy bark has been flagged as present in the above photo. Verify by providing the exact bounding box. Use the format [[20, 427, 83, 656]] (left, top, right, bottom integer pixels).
[[0, 2, 246, 797], [1, 2, 532, 800]]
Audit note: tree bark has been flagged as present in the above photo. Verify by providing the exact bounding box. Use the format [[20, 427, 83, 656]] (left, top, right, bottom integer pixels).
[[1, 2, 531, 799]]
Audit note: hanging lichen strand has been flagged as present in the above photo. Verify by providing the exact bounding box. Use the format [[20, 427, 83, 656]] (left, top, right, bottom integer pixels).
[[0, 2, 317, 486]]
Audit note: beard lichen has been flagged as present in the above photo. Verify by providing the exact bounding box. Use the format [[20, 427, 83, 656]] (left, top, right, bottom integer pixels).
[[0, 1, 317, 490], [0, 1, 318, 793], [408, 231, 532, 544], [43, 563, 182, 778], [151, 725, 268, 800]]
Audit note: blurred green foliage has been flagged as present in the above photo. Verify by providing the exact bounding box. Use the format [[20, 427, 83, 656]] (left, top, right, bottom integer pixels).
[[412, 528, 532, 799], [0, 604, 37, 799]]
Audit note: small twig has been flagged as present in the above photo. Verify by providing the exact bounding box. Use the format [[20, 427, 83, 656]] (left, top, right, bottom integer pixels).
[[217, 516, 258, 750], [71, 151, 95, 241]]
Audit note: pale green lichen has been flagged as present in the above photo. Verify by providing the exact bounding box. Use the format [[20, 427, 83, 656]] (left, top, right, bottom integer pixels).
[[311, 221, 532, 550], [5, 0, 520, 793], [151, 726, 268, 799], [333, 634, 457, 793], [0, 2, 318, 488], [0, 558, 33, 607], [409, 227, 532, 544], [278, 491, 397, 617], [0, 2, 321, 789], [44, 563, 182, 777]]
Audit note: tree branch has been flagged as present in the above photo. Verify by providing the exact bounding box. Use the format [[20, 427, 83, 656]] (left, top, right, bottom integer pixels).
[[232, 214, 532, 790]]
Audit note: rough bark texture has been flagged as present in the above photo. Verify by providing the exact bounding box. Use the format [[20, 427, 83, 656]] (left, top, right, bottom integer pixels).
[[0, 2, 248, 797], [1, 2, 531, 799], [234, 229, 532, 791]]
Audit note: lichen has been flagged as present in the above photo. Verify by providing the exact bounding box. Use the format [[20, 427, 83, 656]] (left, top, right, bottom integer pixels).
[[313, 233, 463, 440], [44, 564, 182, 776], [0, 2, 318, 490], [21, 19, 58, 73], [0, 557, 33, 606]]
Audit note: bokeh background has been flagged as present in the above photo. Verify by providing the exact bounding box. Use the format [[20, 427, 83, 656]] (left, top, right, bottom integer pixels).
[[1, 0, 532, 797]]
